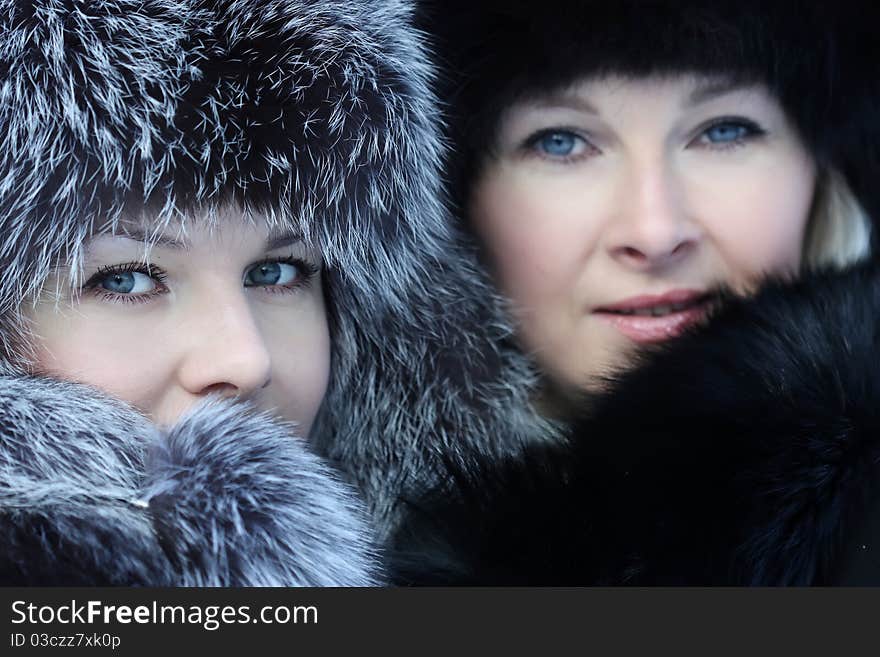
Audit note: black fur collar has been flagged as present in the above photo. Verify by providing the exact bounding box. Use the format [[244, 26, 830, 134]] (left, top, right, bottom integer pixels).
[[393, 262, 880, 585]]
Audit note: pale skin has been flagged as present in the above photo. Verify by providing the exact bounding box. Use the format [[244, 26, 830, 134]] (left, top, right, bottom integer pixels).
[[26, 208, 331, 432], [470, 75, 817, 399]]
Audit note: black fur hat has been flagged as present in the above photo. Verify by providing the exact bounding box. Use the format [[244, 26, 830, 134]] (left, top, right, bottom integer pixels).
[[418, 0, 880, 221]]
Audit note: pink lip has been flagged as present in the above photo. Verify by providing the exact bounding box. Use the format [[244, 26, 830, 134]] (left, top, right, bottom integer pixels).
[[592, 289, 711, 344], [595, 289, 707, 311]]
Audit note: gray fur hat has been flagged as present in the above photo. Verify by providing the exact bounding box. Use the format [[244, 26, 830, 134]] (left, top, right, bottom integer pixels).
[[0, 0, 553, 556]]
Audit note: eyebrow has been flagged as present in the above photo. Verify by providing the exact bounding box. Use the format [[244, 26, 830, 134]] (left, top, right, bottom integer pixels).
[[518, 91, 599, 115], [116, 228, 189, 250], [265, 229, 304, 251], [517, 76, 757, 116], [686, 77, 756, 107]]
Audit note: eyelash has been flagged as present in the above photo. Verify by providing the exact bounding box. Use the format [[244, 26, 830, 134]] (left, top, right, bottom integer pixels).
[[83, 262, 169, 305], [245, 257, 319, 295], [81, 257, 319, 305], [521, 117, 767, 163]]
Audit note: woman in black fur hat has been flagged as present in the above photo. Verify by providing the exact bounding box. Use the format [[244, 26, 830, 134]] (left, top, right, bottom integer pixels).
[[394, 1, 880, 584], [0, 0, 554, 585]]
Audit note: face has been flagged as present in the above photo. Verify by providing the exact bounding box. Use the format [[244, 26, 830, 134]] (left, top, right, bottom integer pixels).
[[26, 208, 331, 432], [471, 75, 816, 394]]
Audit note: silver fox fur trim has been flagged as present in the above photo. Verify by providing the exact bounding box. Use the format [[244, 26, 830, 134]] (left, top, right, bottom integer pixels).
[[146, 399, 382, 586], [0, 0, 556, 544], [0, 376, 380, 585]]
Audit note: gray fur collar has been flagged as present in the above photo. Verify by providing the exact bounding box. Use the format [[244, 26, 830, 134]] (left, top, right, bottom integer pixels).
[[0, 376, 381, 585]]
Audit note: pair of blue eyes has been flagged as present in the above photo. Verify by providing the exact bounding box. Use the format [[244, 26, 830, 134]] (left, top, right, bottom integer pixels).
[[534, 121, 757, 158], [95, 261, 303, 295]]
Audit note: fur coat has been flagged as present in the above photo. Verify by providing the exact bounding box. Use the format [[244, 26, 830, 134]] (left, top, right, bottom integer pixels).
[[392, 262, 880, 585], [0, 0, 552, 584]]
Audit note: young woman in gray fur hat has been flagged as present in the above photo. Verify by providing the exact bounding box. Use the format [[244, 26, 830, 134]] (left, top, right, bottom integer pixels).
[[0, 0, 552, 585], [394, 1, 880, 584]]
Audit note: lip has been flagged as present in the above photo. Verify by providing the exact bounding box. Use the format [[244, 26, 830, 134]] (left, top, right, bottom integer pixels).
[[592, 289, 712, 344]]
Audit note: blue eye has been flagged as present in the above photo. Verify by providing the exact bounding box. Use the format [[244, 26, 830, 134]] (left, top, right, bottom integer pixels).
[[99, 271, 157, 294], [695, 119, 764, 149], [704, 123, 749, 143], [527, 130, 591, 159], [244, 261, 302, 287], [83, 263, 167, 304], [539, 132, 579, 156]]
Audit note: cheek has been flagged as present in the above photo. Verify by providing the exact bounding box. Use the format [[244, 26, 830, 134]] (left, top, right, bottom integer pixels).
[[471, 167, 619, 390], [471, 170, 602, 311], [690, 154, 815, 285], [259, 294, 331, 436], [28, 303, 168, 408]]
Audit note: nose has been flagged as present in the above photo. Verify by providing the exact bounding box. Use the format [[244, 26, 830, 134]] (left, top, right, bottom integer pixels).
[[176, 289, 272, 399], [606, 159, 701, 271]]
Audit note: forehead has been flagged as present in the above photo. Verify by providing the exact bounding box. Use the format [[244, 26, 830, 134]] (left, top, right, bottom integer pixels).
[[512, 72, 772, 113], [89, 206, 303, 252]]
